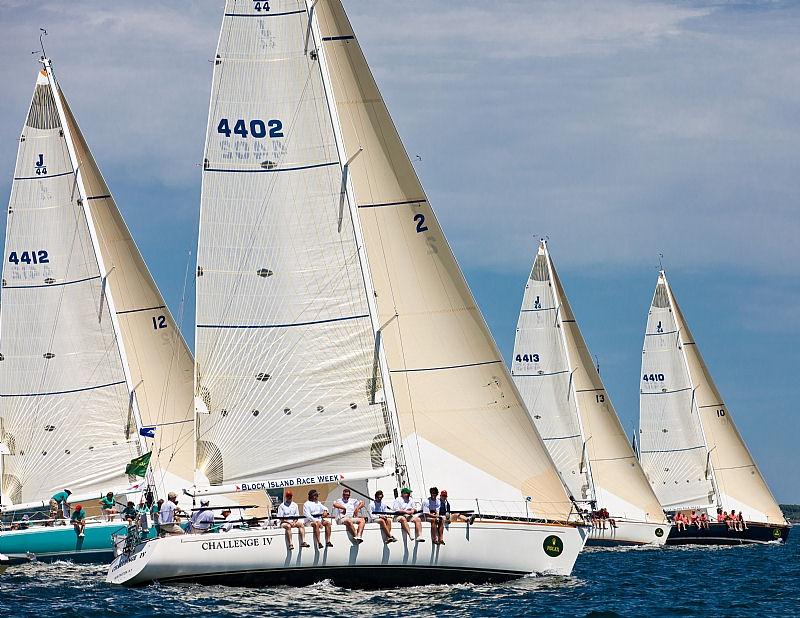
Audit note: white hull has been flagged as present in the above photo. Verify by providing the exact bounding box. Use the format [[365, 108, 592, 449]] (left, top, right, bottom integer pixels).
[[586, 520, 671, 546], [108, 520, 588, 587]]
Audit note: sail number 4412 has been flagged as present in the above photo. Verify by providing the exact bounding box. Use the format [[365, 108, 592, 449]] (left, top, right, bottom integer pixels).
[[217, 118, 283, 139], [8, 250, 49, 264]]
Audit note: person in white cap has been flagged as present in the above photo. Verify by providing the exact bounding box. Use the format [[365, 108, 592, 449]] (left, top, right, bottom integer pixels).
[[159, 492, 185, 536], [190, 500, 215, 534]]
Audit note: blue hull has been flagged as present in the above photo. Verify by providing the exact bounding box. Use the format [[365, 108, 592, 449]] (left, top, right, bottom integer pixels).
[[0, 522, 134, 563]]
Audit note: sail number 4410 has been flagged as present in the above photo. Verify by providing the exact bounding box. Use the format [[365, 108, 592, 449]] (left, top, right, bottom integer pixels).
[[217, 118, 283, 139], [642, 373, 665, 381]]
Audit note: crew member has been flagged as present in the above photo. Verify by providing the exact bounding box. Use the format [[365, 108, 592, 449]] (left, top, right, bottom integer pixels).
[[333, 488, 366, 544], [190, 500, 215, 534], [303, 489, 332, 549], [277, 491, 309, 549], [369, 490, 396, 543], [392, 487, 423, 542], [50, 489, 72, 521], [100, 492, 118, 521], [121, 501, 138, 524], [71, 503, 87, 537], [424, 487, 443, 544], [159, 492, 185, 536]]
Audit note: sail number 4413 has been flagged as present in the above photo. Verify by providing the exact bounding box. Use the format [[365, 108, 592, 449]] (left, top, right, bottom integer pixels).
[[217, 118, 283, 139]]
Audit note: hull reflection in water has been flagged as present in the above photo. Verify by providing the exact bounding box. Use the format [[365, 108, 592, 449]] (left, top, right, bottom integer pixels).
[[666, 522, 791, 546], [107, 521, 588, 588]]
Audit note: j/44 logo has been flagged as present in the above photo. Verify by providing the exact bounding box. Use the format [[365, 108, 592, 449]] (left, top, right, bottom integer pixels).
[[35, 154, 47, 175]]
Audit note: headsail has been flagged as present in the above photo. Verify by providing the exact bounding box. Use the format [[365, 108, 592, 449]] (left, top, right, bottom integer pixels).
[[313, 0, 573, 519], [195, 0, 391, 486], [648, 273, 785, 523], [0, 69, 138, 503]]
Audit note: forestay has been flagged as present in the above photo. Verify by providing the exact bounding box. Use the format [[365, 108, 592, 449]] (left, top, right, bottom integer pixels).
[[313, 0, 573, 520], [0, 70, 137, 504], [660, 274, 785, 524], [639, 273, 715, 510], [511, 245, 588, 503], [547, 247, 666, 522], [195, 0, 390, 485]]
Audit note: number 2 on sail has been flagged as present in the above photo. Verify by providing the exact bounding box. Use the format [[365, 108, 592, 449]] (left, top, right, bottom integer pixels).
[[217, 118, 283, 139]]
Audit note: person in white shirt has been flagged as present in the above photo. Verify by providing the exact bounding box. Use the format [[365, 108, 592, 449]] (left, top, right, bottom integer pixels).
[[392, 487, 423, 542], [277, 491, 309, 550], [424, 487, 444, 544], [159, 492, 185, 536], [189, 500, 215, 534], [333, 488, 366, 543], [220, 508, 234, 532], [369, 490, 397, 543], [303, 489, 333, 549]]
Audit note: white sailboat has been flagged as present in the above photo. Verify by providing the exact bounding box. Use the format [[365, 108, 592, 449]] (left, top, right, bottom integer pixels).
[[512, 241, 670, 546], [639, 271, 790, 544], [0, 59, 194, 562], [107, 0, 588, 587]]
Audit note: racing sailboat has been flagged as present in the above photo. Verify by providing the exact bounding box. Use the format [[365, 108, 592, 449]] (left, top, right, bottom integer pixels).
[[0, 60, 194, 562], [107, 0, 588, 587], [638, 271, 790, 544], [512, 241, 670, 545]]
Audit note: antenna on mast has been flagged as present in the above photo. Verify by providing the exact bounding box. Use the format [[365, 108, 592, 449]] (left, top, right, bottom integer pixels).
[[39, 28, 48, 60], [657, 252, 665, 272]]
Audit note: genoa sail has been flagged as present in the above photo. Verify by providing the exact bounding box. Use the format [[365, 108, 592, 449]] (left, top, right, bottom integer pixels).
[[0, 69, 139, 504], [313, 0, 573, 520], [195, 0, 391, 486], [642, 272, 785, 524]]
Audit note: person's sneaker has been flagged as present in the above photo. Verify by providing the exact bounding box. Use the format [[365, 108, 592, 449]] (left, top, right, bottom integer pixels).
[[78, 532, 85, 537], [301, 542, 311, 548], [387, 536, 397, 543], [355, 537, 364, 544], [288, 545, 295, 551], [415, 537, 425, 542], [326, 541, 334, 548], [439, 540, 446, 545], [317, 542, 324, 549], [468, 514, 477, 525]]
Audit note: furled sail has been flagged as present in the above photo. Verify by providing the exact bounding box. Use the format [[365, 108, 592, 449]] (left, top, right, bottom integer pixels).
[[195, 0, 390, 485], [639, 273, 715, 510], [0, 69, 138, 503], [650, 273, 785, 523], [59, 95, 196, 492], [543, 244, 666, 522], [313, 0, 573, 519], [511, 244, 588, 503]]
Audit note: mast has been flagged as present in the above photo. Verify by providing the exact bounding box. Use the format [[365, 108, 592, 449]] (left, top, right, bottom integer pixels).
[[661, 271, 721, 509], [42, 58, 149, 461], [542, 241, 596, 504], [306, 0, 406, 483]]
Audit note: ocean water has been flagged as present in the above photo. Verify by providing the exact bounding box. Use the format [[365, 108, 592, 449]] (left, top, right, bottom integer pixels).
[[2, 535, 797, 617]]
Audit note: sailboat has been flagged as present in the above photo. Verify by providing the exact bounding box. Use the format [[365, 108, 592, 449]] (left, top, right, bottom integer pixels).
[[638, 271, 790, 544], [512, 241, 670, 546], [107, 0, 588, 587], [0, 58, 195, 562]]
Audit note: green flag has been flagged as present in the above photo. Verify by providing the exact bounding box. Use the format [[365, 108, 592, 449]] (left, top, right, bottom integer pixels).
[[125, 451, 152, 477]]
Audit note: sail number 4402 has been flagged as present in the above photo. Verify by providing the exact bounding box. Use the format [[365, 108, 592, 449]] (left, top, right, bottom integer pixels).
[[8, 250, 49, 264], [217, 118, 283, 139]]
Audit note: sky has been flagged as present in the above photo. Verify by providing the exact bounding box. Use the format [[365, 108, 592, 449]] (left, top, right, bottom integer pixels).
[[0, 0, 797, 501]]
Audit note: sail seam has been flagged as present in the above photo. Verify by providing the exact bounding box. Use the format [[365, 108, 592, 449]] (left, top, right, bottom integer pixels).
[[645, 329, 678, 336], [205, 162, 338, 174], [197, 314, 370, 329], [512, 369, 570, 378], [640, 445, 705, 453], [358, 199, 427, 209], [3, 275, 101, 289], [13, 170, 73, 181], [224, 10, 306, 17], [0, 379, 127, 398], [116, 305, 167, 315], [543, 434, 582, 441], [640, 387, 692, 395], [520, 307, 556, 313], [390, 359, 501, 373]]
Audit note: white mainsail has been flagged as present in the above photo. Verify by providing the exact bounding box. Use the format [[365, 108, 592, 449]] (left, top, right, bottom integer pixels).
[[195, 0, 392, 487], [640, 272, 785, 523], [513, 242, 666, 523], [0, 69, 138, 504], [314, 0, 573, 519]]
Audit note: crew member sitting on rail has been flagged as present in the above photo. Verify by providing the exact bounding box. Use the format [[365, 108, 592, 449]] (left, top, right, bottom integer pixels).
[[689, 510, 699, 527], [190, 500, 215, 534], [333, 488, 366, 544], [11, 514, 31, 531], [121, 501, 138, 525], [71, 503, 87, 537], [369, 490, 396, 543], [728, 510, 742, 531], [159, 492, 185, 536], [50, 489, 72, 521], [100, 492, 118, 521], [674, 512, 687, 531], [424, 487, 444, 545], [699, 512, 709, 529], [219, 508, 234, 532], [716, 508, 725, 523], [392, 487, 424, 542], [277, 491, 309, 549], [738, 511, 747, 531], [303, 489, 333, 549]]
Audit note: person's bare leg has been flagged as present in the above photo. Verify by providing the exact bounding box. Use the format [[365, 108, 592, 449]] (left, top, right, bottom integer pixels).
[[324, 520, 332, 544], [295, 523, 306, 545], [344, 519, 356, 538], [414, 517, 423, 538], [438, 518, 445, 542], [430, 518, 438, 543], [282, 523, 293, 547], [356, 518, 365, 538], [398, 516, 410, 536], [312, 522, 322, 546]]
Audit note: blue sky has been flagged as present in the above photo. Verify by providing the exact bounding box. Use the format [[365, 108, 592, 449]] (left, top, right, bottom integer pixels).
[[0, 1, 797, 501]]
